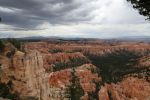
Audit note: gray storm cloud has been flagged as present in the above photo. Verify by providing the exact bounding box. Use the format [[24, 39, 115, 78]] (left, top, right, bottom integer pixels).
[[0, 0, 96, 29], [0, 0, 149, 38]]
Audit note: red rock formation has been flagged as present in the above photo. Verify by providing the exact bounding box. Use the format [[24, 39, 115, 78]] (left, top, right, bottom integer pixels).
[[76, 64, 101, 93], [44, 52, 89, 71], [99, 77, 150, 100], [1, 41, 150, 100], [49, 69, 72, 88]]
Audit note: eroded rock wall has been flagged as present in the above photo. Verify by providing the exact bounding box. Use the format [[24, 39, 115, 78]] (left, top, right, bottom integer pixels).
[[23, 50, 50, 100], [1, 49, 71, 100]]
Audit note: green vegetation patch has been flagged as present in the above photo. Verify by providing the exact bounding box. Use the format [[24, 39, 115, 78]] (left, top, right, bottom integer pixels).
[[52, 57, 90, 72], [86, 49, 149, 83]]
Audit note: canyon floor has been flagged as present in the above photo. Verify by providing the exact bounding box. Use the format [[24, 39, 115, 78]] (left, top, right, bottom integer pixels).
[[0, 39, 150, 100]]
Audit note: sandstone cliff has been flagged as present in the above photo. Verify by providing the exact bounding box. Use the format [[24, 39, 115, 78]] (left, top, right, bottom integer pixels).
[[1, 50, 67, 100], [23, 50, 50, 100]]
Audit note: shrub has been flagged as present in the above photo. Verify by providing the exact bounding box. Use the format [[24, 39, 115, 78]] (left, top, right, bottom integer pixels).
[[7, 38, 21, 50], [49, 48, 63, 53], [53, 57, 90, 71], [0, 40, 5, 52], [0, 80, 19, 100], [85, 49, 143, 83]]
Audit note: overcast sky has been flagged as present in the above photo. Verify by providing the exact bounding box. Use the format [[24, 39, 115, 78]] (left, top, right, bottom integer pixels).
[[0, 0, 150, 38]]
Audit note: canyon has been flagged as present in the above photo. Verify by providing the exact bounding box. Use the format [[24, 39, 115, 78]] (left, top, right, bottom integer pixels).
[[0, 39, 150, 100]]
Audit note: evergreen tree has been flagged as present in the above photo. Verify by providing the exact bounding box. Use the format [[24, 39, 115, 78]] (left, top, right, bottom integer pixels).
[[0, 40, 5, 52], [7, 38, 21, 50], [69, 68, 84, 100], [7, 80, 13, 89], [127, 0, 150, 20]]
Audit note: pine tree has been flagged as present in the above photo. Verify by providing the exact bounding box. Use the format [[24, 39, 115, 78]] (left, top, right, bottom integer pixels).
[[69, 68, 84, 100], [0, 40, 5, 52], [127, 0, 150, 20]]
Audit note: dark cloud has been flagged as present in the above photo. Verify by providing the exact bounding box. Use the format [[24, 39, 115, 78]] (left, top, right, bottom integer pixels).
[[0, 0, 95, 29]]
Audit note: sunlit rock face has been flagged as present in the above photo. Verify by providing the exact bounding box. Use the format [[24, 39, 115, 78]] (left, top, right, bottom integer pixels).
[[76, 64, 102, 99], [49, 69, 72, 100], [24, 50, 51, 100], [1, 49, 52, 100], [98, 86, 110, 100], [99, 77, 150, 100]]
